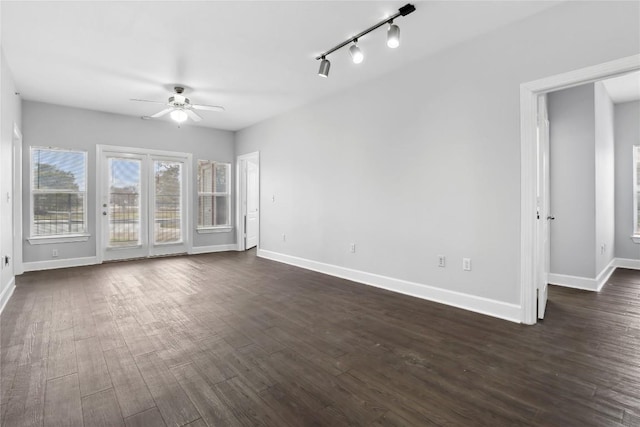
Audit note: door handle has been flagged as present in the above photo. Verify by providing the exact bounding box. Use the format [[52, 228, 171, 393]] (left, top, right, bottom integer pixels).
[[103, 212, 107, 216], [547, 215, 555, 220]]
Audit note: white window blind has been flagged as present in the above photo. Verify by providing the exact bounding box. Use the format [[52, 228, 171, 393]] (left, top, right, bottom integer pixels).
[[31, 147, 88, 237], [197, 160, 231, 229]]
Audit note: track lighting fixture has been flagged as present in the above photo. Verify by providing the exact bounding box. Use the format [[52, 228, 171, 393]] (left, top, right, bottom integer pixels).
[[387, 22, 400, 48], [349, 42, 364, 64], [318, 56, 331, 77], [315, 3, 416, 77]]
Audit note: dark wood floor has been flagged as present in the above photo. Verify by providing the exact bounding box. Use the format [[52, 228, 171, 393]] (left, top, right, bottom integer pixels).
[[1, 251, 639, 426]]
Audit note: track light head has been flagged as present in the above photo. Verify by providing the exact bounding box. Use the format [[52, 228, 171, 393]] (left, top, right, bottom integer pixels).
[[349, 43, 364, 64], [318, 57, 331, 78], [387, 23, 400, 48]]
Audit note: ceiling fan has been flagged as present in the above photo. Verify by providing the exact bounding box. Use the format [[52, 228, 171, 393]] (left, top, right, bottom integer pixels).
[[131, 86, 224, 123]]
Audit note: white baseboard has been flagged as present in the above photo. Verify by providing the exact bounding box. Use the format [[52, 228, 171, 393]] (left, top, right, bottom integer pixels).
[[548, 258, 618, 291], [0, 277, 16, 315], [189, 244, 237, 255], [23, 256, 98, 272], [257, 249, 522, 323], [614, 258, 640, 270]]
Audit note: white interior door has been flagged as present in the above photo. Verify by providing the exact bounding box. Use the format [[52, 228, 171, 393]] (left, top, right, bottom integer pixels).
[[537, 95, 550, 319], [100, 147, 189, 261], [245, 159, 259, 249]]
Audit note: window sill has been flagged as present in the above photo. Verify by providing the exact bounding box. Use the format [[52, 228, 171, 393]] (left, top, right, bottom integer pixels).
[[28, 234, 91, 245], [197, 227, 233, 234], [632, 235, 640, 244]]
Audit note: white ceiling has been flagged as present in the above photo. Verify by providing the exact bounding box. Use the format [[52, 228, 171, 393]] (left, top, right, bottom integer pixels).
[[2, 1, 561, 131], [602, 71, 640, 104]]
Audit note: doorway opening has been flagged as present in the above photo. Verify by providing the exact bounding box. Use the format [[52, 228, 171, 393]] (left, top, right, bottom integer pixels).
[[236, 152, 260, 251], [520, 54, 640, 324], [97, 145, 191, 262]]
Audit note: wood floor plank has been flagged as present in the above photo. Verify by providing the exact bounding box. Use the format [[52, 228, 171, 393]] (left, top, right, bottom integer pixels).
[[75, 336, 112, 396], [44, 373, 83, 427], [134, 351, 200, 427], [46, 327, 77, 379], [81, 388, 125, 427], [171, 362, 241, 426], [123, 407, 166, 427], [103, 346, 155, 418], [2, 359, 47, 427], [93, 313, 126, 352]]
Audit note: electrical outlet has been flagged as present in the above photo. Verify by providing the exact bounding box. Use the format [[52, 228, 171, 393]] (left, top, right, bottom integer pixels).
[[463, 258, 471, 271], [52, 249, 59, 258], [282, 234, 286, 242], [350, 243, 356, 253], [438, 255, 446, 268]]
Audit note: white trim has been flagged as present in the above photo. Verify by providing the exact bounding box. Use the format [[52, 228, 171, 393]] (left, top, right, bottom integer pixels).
[[0, 277, 16, 316], [520, 54, 640, 324], [614, 258, 640, 270], [258, 249, 521, 323], [633, 146, 639, 238], [13, 123, 23, 275], [548, 273, 598, 291], [196, 227, 233, 234], [548, 258, 618, 291], [22, 256, 98, 272], [236, 152, 260, 252], [189, 244, 237, 255], [27, 234, 90, 245]]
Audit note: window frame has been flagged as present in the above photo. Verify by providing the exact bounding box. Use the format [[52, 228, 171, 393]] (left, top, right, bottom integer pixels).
[[28, 146, 90, 244], [196, 160, 232, 232], [633, 145, 640, 243]]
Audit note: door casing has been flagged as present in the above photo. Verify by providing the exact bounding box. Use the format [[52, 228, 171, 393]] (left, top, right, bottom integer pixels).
[[236, 151, 260, 251], [520, 54, 640, 324], [96, 145, 192, 263]]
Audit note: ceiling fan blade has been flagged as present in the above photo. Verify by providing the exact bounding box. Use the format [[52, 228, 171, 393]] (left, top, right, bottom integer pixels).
[[130, 98, 166, 104], [192, 104, 225, 112], [150, 108, 174, 118], [185, 109, 202, 122]]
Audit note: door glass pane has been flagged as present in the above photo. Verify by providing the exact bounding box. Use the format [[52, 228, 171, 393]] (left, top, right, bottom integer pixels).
[[108, 158, 141, 247], [154, 160, 182, 244]]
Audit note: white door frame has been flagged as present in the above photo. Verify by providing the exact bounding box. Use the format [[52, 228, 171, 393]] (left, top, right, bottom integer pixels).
[[236, 151, 260, 251], [96, 144, 192, 263], [12, 123, 23, 275], [520, 54, 640, 324]]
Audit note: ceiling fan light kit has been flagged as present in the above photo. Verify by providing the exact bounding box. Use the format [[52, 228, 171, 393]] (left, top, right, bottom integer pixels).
[[131, 86, 224, 124], [316, 3, 416, 78]]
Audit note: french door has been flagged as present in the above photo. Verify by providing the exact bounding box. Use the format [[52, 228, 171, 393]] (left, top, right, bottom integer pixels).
[[98, 146, 190, 261]]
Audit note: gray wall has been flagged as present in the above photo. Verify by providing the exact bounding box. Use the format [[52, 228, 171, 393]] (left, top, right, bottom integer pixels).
[[615, 101, 640, 260], [548, 84, 596, 278], [0, 47, 22, 302], [22, 101, 235, 263], [594, 82, 616, 274], [236, 1, 640, 304]]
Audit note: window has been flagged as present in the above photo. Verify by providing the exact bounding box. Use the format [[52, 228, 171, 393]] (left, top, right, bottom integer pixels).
[[197, 160, 231, 230], [31, 147, 88, 240], [634, 146, 640, 242]]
